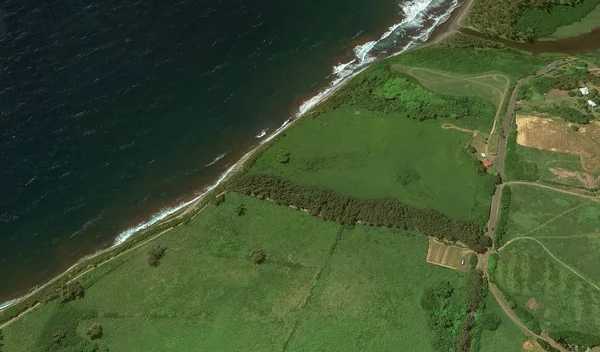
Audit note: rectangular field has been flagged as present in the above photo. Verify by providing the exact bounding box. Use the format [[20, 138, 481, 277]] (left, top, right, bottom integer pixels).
[[426, 238, 473, 272]]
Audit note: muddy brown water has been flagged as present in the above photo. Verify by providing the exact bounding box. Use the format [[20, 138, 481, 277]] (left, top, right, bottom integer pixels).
[[460, 27, 600, 55]]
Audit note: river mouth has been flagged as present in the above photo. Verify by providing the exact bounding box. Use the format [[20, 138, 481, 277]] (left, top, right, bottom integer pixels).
[[460, 26, 600, 55]]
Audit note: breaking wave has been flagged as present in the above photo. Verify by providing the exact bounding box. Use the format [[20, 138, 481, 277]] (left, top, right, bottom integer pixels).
[[204, 152, 227, 167]]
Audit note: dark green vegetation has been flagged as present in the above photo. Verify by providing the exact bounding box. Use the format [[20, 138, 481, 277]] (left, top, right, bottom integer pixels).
[[468, 0, 600, 40], [505, 131, 540, 181], [494, 186, 512, 248], [232, 174, 491, 252]]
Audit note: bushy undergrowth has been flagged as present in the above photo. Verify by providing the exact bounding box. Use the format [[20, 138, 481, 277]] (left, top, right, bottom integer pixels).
[[549, 330, 600, 349], [231, 174, 492, 252]]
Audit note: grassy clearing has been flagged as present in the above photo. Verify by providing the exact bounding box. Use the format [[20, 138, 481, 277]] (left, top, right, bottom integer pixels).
[[249, 106, 494, 225], [2, 193, 342, 351], [512, 143, 586, 186], [479, 293, 528, 352], [496, 239, 600, 335], [503, 184, 587, 241], [284, 225, 466, 351], [545, 3, 600, 39]]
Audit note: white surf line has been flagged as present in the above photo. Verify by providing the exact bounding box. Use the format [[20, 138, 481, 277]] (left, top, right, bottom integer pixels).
[[204, 152, 227, 167], [0, 298, 20, 312]]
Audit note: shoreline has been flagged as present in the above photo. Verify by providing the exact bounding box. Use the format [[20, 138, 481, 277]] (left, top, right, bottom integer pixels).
[[0, 0, 466, 312]]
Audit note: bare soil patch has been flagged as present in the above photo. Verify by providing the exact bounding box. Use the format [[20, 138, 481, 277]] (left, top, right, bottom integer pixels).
[[516, 115, 600, 173], [527, 297, 541, 311], [522, 340, 534, 351], [425, 238, 473, 272]]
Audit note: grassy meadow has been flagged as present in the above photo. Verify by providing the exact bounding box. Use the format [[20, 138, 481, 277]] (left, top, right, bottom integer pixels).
[[249, 106, 494, 225], [1, 193, 468, 352]]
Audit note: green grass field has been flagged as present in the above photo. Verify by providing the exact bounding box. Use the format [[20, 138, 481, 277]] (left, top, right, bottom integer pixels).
[[496, 239, 600, 336], [284, 226, 466, 351], [1, 193, 467, 352], [479, 293, 528, 352], [544, 3, 600, 39], [512, 144, 586, 186], [249, 106, 494, 225], [503, 184, 588, 241]]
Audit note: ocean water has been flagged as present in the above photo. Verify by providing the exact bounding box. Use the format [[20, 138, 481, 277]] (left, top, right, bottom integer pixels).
[[0, 0, 459, 303]]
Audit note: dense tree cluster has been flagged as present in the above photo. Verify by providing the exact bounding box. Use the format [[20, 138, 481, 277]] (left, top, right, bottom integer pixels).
[[86, 324, 103, 340], [440, 33, 505, 49], [549, 330, 600, 349], [0, 329, 4, 352], [421, 281, 467, 351], [468, 0, 590, 40], [537, 339, 561, 352], [494, 186, 512, 248], [326, 64, 495, 123], [60, 282, 85, 304], [231, 174, 491, 252]]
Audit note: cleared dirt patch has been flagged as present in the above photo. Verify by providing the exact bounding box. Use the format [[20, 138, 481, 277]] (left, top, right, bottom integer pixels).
[[527, 297, 541, 311], [425, 238, 473, 272], [550, 167, 600, 188], [522, 340, 535, 351], [516, 115, 600, 173]]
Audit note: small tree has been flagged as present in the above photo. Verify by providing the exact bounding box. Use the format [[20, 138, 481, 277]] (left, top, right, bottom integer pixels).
[[147, 245, 166, 267], [0, 329, 4, 351], [86, 323, 103, 340], [277, 150, 290, 164], [236, 204, 246, 217], [60, 281, 85, 303], [571, 125, 580, 132], [568, 90, 577, 97], [250, 249, 266, 264]]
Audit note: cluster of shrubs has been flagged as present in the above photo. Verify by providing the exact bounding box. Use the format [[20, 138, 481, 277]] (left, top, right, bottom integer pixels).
[[231, 174, 491, 252], [147, 245, 166, 267], [549, 330, 600, 350], [326, 64, 495, 124]]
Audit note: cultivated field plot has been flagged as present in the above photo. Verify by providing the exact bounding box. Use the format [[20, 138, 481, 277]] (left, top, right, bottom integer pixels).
[[496, 239, 600, 336], [516, 115, 600, 176], [426, 238, 473, 272]]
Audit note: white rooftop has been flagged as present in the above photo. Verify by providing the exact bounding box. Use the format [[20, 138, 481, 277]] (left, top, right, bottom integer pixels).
[[589, 100, 597, 108], [580, 87, 590, 95]]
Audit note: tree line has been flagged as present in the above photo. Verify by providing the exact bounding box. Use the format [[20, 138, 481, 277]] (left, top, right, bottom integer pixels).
[[231, 174, 491, 252]]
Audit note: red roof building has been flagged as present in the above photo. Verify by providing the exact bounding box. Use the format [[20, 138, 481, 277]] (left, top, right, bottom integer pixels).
[[483, 159, 493, 167]]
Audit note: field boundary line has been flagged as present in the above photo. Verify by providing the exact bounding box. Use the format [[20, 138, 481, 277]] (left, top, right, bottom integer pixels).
[[500, 236, 600, 292], [280, 227, 344, 352]]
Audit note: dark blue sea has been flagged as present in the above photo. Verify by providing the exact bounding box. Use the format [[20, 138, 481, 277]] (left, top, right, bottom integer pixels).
[[0, 0, 459, 304]]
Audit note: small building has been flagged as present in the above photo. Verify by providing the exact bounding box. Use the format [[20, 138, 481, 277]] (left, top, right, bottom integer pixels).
[[491, 152, 498, 156], [589, 100, 598, 108], [580, 87, 590, 95], [480, 153, 486, 158], [483, 159, 493, 167]]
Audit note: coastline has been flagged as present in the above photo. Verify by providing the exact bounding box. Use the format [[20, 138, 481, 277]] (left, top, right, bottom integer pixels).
[[0, 0, 466, 314]]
